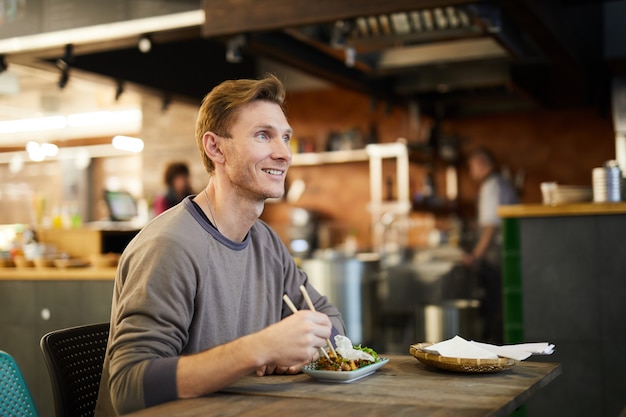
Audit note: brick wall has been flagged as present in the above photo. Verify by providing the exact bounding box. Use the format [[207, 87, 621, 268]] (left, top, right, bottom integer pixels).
[[262, 86, 616, 251]]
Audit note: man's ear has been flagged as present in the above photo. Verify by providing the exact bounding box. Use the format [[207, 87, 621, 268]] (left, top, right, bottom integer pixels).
[[203, 132, 226, 165]]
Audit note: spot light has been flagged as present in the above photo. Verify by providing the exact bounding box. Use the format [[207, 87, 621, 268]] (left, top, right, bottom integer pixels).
[[331, 20, 348, 48], [56, 44, 74, 70], [112, 135, 144, 153], [138, 35, 152, 53], [226, 34, 246, 63]]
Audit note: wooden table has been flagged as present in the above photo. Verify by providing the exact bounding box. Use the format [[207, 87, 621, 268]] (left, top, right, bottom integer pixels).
[[124, 356, 561, 417]]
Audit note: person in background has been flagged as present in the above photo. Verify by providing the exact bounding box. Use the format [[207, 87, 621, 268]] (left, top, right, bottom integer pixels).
[[95, 75, 345, 416], [465, 146, 518, 344], [153, 162, 193, 215]]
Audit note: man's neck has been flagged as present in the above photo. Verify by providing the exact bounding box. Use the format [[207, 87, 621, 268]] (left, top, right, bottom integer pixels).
[[197, 180, 263, 243]]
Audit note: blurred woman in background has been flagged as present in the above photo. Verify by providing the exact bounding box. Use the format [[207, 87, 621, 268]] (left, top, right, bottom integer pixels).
[[153, 162, 193, 216]]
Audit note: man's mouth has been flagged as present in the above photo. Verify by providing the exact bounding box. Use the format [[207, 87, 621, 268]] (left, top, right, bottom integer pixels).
[[262, 168, 285, 176]]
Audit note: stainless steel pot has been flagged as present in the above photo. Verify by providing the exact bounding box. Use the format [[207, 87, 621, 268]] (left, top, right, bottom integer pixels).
[[300, 253, 380, 345]]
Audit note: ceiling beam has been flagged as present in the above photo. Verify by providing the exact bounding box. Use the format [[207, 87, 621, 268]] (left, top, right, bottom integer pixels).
[[246, 32, 387, 95], [495, 0, 605, 107], [202, 0, 477, 37], [496, 0, 581, 70]]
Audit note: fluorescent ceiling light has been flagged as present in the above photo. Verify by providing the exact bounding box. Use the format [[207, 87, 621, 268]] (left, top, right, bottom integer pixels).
[[0, 115, 66, 134], [0, 10, 205, 54], [0, 144, 143, 165], [0, 109, 141, 136], [67, 109, 141, 127], [377, 38, 508, 70], [112, 135, 144, 153]]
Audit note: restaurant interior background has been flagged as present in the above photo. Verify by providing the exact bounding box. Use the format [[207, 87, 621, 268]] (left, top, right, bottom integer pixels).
[[0, 1, 625, 417]]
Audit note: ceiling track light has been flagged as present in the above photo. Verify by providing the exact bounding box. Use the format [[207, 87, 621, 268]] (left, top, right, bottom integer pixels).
[[56, 43, 74, 89], [115, 80, 125, 101], [58, 68, 69, 89], [162, 95, 171, 111]]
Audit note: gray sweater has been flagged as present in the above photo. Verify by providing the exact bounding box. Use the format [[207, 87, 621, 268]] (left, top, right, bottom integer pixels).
[[95, 197, 345, 416]]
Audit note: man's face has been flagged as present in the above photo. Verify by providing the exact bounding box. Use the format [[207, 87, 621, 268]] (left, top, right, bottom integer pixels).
[[468, 156, 488, 182], [221, 100, 293, 201]]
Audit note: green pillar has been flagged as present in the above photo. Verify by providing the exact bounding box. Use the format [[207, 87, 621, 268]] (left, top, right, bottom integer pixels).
[[501, 217, 524, 344]]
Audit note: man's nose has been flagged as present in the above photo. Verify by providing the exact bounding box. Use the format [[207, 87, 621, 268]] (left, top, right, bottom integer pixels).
[[271, 138, 292, 163]]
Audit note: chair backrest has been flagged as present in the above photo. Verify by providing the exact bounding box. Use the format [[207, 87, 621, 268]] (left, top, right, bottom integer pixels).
[[40, 323, 110, 417], [0, 350, 39, 417]]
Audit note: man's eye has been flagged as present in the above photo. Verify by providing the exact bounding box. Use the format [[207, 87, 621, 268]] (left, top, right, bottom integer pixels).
[[283, 135, 291, 143], [257, 132, 268, 140]]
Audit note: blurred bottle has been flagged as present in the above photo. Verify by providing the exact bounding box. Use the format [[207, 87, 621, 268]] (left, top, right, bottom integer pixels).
[[605, 160, 622, 202], [51, 206, 63, 229]]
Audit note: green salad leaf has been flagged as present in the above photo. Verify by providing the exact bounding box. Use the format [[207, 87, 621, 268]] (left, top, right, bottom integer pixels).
[[354, 344, 378, 361]]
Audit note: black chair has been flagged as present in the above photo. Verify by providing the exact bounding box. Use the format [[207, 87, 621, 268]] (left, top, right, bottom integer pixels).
[[40, 323, 110, 417]]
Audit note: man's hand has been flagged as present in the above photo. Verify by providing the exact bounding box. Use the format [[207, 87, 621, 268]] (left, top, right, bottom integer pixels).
[[254, 310, 331, 373], [255, 363, 305, 376], [176, 310, 331, 399]]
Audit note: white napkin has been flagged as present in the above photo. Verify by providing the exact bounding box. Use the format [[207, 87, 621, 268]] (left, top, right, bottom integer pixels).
[[334, 335, 375, 361], [470, 341, 555, 361], [424, 336, 498, 359], [424, 335, 555, 361]]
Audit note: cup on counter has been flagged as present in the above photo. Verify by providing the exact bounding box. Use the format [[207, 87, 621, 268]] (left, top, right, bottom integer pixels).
[[592, 167, 607, 202], [540, 182, 557, 205]]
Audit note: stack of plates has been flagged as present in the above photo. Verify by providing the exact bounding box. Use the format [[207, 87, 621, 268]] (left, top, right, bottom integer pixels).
[[552, 185, 593, 204], [542, 183, 593, 205]]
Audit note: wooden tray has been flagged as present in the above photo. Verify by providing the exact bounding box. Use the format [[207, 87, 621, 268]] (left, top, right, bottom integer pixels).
[[410, 342, 517, 373]]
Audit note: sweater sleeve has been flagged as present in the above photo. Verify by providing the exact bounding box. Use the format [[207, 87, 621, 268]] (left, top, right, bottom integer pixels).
[[107, 231, 197, 414]]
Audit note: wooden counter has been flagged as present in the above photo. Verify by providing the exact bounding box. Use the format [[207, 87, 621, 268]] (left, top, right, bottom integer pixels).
[[498, 201, 626, 218], [0, 266, 116, 280]]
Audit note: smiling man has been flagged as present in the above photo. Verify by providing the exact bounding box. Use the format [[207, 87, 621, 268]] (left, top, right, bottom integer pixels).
[[95, 75, 345, 416]]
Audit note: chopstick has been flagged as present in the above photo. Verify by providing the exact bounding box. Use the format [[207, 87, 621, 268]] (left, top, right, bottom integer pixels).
[[282, 294, 331, 360], [299, 285, 338, 358]]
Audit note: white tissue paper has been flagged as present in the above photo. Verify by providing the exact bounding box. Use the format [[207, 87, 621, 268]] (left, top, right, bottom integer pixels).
[[424, 336, 498, 359], [469, 341, 555, 361], [423, 335, 555, 360], [334, 335, 375, 361]]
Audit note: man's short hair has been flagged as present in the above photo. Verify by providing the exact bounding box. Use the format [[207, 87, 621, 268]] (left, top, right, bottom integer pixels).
[[195, 74, 286, 174]]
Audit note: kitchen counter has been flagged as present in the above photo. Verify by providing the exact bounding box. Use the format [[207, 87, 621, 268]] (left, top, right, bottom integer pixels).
[[498, 205, 626, 417], [0, 273, 115, 417], [0, 266, 116, 280], [498, 201, 626, 217]]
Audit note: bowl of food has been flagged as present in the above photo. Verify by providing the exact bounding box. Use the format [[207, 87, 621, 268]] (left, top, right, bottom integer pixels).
[[89, 253, 120, 268], [302, 336, 389, 383], [14, 256, 34, 268], [34, 257, 55, 269], [54, 258, 89, 269]]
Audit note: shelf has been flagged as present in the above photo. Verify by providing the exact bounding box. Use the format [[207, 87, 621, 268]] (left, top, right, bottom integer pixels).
[[291, 149, 369, 166], [498, 202, 626, 218], [0, 266, 117, 280]]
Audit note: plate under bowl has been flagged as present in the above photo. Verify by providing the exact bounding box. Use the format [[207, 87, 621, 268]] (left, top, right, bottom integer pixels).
[[302, 357, 390, 383]]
